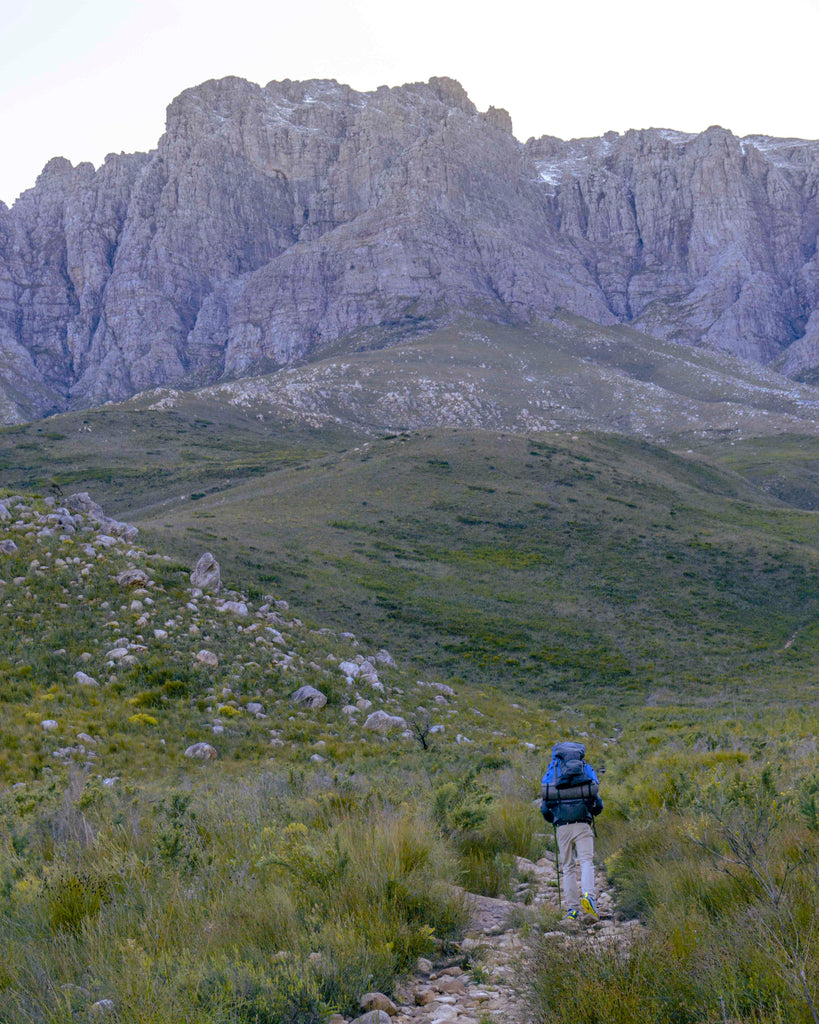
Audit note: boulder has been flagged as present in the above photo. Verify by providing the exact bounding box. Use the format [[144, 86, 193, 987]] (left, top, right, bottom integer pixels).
[[363, 711, 407, 734], [63, 492, 101, 516], [116, 567, 149, 587], [190, 552, 221, 592], [184, 742, 218, 760], [350, 1013, 391, 1024], [360, 992, 399, 1016], [435, 976, 467, 995], [418, 680, 456, 697], [73, 671, 99, 687], [0, 540, 18, 554], [89, 999, 116, 1016], [196, 650, 219, 667], [357, 661, 380, 684], [291, 686, 328, 709], [220, 600, 248, 616], [64, 493, 138, 540]]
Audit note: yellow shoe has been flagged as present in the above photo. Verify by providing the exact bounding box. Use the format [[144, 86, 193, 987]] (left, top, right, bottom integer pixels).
[[581, 893, 599, 919]]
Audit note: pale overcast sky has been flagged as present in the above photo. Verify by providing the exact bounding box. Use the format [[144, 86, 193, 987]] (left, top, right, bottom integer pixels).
[[2, 0, 819, 206]]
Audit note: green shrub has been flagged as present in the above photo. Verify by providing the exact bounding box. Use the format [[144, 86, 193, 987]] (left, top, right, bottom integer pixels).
[[42, 869, 113, 934], [483, 797, 543, 861], [459, 848, 514, 898], [191, 956, 326, 1024]]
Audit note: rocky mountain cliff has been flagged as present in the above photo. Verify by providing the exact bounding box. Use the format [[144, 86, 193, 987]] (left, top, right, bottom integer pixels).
[[2, 75, 818, 424]]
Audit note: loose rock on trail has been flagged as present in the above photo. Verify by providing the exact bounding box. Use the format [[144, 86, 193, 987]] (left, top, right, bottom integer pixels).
[[354, 855, 642, 1024]]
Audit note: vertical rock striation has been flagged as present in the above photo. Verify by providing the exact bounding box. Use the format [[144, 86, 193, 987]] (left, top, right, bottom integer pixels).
[[527, 128, 819, 369], [1, 75, 818, 423]]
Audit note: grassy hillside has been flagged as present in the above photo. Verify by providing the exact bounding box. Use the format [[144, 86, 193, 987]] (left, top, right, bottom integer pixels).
[[2, 492, 819, 1024], [149, 314, 819, 441], [0, 402, 351, 512], [3, 400, 819, 701], [131, 427, 819, 701]]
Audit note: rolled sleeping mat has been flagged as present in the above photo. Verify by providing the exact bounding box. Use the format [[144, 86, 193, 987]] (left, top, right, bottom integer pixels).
[[541, 780, 599, 802]]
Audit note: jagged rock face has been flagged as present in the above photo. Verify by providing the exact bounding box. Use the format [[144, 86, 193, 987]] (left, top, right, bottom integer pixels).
[[1, 75, 818, 424], [527, 129, 819, 367]]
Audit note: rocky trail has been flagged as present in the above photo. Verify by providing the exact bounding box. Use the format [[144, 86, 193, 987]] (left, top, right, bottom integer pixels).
[[340, 854, 642, 1024]]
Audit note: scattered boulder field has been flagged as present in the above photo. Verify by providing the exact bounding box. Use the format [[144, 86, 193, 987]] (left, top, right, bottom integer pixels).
[[0, 490, 536, 784]]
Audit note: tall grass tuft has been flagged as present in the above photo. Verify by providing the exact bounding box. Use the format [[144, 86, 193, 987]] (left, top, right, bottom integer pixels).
[[0, 775, 468, 1022]]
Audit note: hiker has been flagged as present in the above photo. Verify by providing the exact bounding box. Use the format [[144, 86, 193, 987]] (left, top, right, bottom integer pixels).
[[540, 741, 603, 921]]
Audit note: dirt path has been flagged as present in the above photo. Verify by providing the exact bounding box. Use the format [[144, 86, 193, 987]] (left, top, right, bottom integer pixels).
[[377, 853, 641, 1024]]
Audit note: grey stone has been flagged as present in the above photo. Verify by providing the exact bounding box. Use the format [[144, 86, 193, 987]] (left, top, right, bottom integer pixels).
[[363, 710, 407, 734], [184, 742, 218, 759], [89, 999, 115, 1016], [350, 1012, 391, 1024], [73, 671, 99, 687], [219, 600, 248, 616], [360, 992, 399, 1015], [291, 686, 328, 709], [116, 567, 149, 587], [191, 552, 221, 592], [63, 494, 137, 540]]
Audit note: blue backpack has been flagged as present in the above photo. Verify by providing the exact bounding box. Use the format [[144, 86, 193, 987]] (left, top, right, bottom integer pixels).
[[540, 741, 600, 825]]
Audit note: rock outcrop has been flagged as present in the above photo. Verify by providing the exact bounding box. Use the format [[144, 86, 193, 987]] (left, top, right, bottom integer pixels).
[[526, 128, 819, 369], [190, 552, 221, 592], [2, 75, 818, 424]]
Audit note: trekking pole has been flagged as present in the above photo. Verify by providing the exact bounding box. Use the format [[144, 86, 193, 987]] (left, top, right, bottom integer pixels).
[[553, 824, 561, 909]]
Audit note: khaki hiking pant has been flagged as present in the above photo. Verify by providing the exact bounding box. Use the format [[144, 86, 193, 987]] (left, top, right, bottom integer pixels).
[[556, 821, 595, 911]]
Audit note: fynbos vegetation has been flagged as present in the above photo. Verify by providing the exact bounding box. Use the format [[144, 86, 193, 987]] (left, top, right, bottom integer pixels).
[[2, 412, 819, 1023]]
